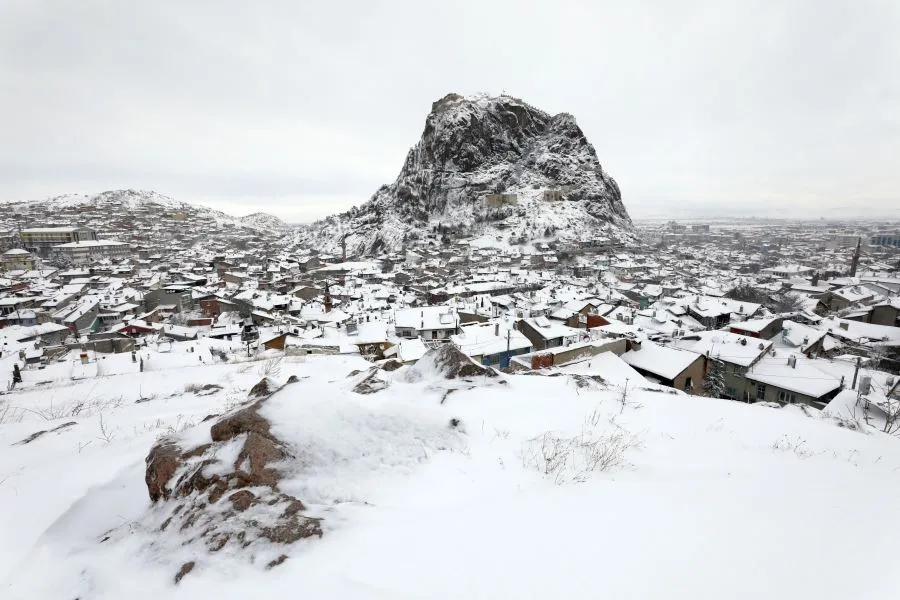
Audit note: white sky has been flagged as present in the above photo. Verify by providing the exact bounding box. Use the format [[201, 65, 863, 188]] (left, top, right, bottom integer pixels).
[[1, 0, 898, 222]]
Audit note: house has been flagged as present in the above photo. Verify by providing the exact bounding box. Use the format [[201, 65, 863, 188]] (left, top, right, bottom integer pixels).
[[620, 340, 706, 394], [744, 355, 842, 407], [144, 288, 193, 313], [729, 316, 785, 340], [394, 306, 459, 341], [510, 339, 628, 372], [761, 264, 814, 279], [54, 296, 100, 333], [261, 332, 288, 351], [450, 321, 532, 367], [687, 296, 761, 329], [818, 286, 875, 312], [14, 322, 71, 346], [516, 316, 584, 351], [669, 331, 772, 400]]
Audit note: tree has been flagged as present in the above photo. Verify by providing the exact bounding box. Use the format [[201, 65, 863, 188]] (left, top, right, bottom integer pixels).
[[48, 252, 73, 270], [768, 292, 805, 314], [703, 358, 727, 398], [725, 283, 767, 305]]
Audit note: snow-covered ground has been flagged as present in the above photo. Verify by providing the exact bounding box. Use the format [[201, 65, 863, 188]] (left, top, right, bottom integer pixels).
[[2, 352, 899, 599]]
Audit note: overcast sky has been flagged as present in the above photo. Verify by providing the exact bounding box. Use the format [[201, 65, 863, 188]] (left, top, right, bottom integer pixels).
[[1, 0, 898, 222]]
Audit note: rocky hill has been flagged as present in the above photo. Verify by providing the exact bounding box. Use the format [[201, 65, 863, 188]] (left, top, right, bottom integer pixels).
[[241, 212, 288, 232], [296, 93, 634, 256], [5, 189, 285, 235]]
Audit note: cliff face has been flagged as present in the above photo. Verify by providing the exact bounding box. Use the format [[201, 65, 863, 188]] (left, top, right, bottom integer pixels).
[[300, 93, 633, 255]]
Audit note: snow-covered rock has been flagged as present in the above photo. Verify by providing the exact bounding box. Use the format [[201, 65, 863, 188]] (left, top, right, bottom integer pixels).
[[297, 93, 634, 255]]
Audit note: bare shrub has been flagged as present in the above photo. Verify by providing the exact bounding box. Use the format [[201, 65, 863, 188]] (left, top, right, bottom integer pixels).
[[522, 411, 642, 484], [258, 357, 284, 379], [771, 434, 819, 459], [0, 402, 24, 424]]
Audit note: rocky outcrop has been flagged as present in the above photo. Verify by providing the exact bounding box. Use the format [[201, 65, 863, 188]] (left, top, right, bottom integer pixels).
[[403, 344, 499, 382], [144, 378, 322, 572], [298, 93, 633, 255]]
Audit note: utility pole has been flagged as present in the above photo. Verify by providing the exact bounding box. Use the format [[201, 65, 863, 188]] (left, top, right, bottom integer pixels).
[[851, 356, 861, 390]]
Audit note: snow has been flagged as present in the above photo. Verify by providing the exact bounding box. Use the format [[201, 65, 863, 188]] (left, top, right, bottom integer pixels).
[[2, 351, 900, 599], [621, 340, 700, 381], [745, 355, 843, 398], [670, 330, 771, 366]]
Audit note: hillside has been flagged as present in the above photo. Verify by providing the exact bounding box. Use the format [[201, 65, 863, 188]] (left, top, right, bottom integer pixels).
[[2, 349, 898, 599], [5, 189, 286, 235], [240, 212, 288, 232], [296, 93, 634, 256]]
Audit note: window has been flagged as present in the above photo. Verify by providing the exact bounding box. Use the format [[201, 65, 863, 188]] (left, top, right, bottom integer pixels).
[[684, 377, 693, 392], [725, 387, 737, 400], [756, 383, 766, 401], [777, 390, 797, 404]]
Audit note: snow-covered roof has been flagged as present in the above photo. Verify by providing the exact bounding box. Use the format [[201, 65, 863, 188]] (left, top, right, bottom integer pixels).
[[395, 306, 458, 330], [670, 331, 771, 367], [745, 356, 842, 399], [53, 240, 128, 248], [451, 322, 532, 357], [521, 317, 582, 341], [621, 341, 701, 381]]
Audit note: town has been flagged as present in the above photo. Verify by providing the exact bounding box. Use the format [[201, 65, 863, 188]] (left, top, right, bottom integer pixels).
[[0, 191, 897, 431]]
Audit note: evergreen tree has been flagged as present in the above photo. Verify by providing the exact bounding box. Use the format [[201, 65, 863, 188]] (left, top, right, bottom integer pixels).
[[703, 358, 727, 398]]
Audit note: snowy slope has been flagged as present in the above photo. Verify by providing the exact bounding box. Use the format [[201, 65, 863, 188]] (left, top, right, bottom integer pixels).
[[2, 353, 899, 599], [296, 93, 635, 255], [9, 189, 285, 235], [240, 212, 288, 232]]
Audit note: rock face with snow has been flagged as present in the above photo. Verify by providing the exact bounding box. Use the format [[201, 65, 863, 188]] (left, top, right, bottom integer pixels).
[[143, 378, 322, 576], [298, 93, 633, 255], [402, 344, 498, 382]]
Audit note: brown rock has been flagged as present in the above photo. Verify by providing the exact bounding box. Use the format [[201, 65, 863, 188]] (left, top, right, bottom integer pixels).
[[234, 431, 287, 487], [210, 403, 272, 443], [145, 442, 181, 502], [266, 554, 288, 569], [228, 490, 256, 512], [174, 561, 195, 584], [261, 516, 323, 544], [248, 378, 275, 398]]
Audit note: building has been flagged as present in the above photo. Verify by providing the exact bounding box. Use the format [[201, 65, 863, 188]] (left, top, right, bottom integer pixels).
[[19, 227, 97, 257], [517, 316, 584, 351], [669, 331, 772, 400], [394, 306, 459, 341], [870, 233, 900, 248], [0, 248, 36, 271], [620, 340, 706, 394], [450, 322, 532, 367], [542, 189, 564, 202], [51, 240, 130, 265], [484, 193, 518, 208], [761, 264, 814, 279], [743, 355, 843, 408]]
